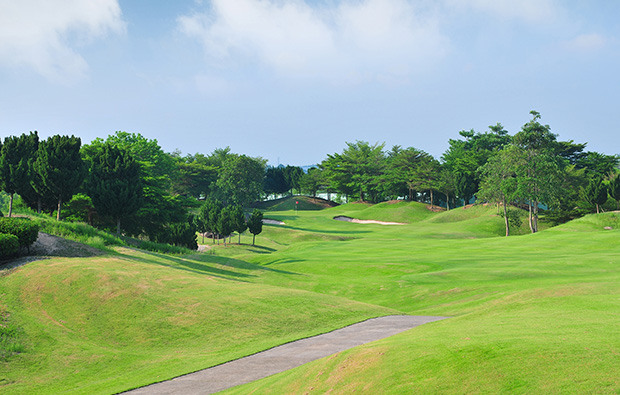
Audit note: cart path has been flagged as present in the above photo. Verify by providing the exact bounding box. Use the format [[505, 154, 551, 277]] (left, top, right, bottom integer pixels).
[[122, 315, 447, 395]]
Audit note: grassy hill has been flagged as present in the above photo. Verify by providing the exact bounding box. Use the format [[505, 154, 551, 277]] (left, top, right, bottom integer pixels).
[[2, 204, 620, 394]]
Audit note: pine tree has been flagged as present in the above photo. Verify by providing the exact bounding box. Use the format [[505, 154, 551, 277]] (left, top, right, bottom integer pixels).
[[85, 143, 142, 237], [34, 135, 86, 221]]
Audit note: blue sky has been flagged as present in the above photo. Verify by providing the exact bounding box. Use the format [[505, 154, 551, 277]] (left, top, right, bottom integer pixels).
[[1, 0, 619, 166]]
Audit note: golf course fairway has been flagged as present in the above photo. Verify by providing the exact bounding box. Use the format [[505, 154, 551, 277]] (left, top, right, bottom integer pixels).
[[1, 200, 619, 394]]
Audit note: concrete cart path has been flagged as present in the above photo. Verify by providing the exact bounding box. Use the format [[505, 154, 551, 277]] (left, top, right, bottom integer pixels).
[[122, 315, 447, 395]]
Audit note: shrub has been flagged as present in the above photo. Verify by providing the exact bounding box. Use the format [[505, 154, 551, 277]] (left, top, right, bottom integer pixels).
[[0, 233, 19, 257], [0, 218, 39, 250]]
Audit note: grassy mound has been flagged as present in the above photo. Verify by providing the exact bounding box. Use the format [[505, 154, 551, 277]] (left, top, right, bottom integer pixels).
[[251, 196, 338, 211], [0, 248, 392, 394]]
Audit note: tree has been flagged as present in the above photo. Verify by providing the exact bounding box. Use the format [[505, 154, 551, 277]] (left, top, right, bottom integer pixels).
[[478, 145, 523, 236], [442, 124, 511, 206], [216, 154, 266, 206], [582, 175, 608, 214], [387, 146, 429, 201], [247, 209, 263, 246], [283, 165, 304, 195], [231, 205, 247, 244], [264, 166, 288, 198], [321, 141, 386, 203], [217, 206, 234, 246], [83, 132, 188, 239], [300, 167, 322, 197], [513, 111, 562, 233], [609, 173, 620, 210], [34, 135, 86, 221], [85, 143, 142, 237], [0, 132, 38, 217]]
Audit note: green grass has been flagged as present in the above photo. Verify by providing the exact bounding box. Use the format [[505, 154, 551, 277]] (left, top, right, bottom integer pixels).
[[2, 203, 620, 394]]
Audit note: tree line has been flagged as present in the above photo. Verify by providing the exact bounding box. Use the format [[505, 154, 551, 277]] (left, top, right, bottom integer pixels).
[[1, 110, 618, 245]]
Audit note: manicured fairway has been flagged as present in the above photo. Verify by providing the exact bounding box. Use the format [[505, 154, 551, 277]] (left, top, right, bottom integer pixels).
[[1, 201, 620, 394]]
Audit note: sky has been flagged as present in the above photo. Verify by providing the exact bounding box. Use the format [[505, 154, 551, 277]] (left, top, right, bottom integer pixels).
[[1, 0, 619, 166]]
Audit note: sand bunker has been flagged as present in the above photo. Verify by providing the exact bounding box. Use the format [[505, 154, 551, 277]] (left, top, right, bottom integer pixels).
[[333, 216, 406, 225], [263, 219, 285, 225]]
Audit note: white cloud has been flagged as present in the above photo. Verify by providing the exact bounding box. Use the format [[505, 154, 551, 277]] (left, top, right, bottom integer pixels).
[[178, 0, 448, 84], [0, 0, 125, 82], [563, 33, 606, 53]]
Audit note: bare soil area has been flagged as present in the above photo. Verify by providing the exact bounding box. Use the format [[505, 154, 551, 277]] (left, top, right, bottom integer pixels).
[[0, 232, 103, 271]]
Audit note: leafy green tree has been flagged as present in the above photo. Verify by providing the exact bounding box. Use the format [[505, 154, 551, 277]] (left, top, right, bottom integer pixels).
[[217, 206, 234, 246], [83, 132, 188, 239], [387, 146, 429, 201], [321, 141, 386, 203], [216, 154, 266, 206], [264, 166, 288, 198], [609, 173, 620, 210], [478, 145, 523, 236], [171, 158, 218, 199], [247, 209, 263, 246], [442, 124, 510, 206], [513, 111, 562, 233], [34, 135, 86, 221], [85, 143, 142, 237], [197, 198, 222, 244], [283, 165, 304, 195], [300, 167, 322, 197], [410, 155, 441, 207], [582, 175, 608, 214], [231, 205, 247, 244], [0, 132, 38, 217]]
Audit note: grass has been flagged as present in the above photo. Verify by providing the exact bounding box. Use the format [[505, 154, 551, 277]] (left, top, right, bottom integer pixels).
[[2, 202, 620, 393]]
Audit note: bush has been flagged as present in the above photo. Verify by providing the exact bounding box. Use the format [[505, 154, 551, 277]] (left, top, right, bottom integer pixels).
[[0, 218, 39, 250], [0, 233, 19, 257]]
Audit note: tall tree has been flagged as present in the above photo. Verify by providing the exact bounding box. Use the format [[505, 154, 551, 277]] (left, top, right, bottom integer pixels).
[[216, 154, 266, 206], [0, 132, 39, 217], [283, 165, 304, 195], [34, 135, 86, 221], [85, 143, 142, 237], [217, 206, 234, 246], [300, 167, 322, 198], [478, 145, 523, 236], [231, 205, 247, 244], [609, 173, 620, 210], [442, 124, 511, 206], [83, 132, 187, 238], [513, 111, 561, 233], [247, 209, 263, 246], [582, 175, 608, 214], [321, 141, 386, 203]]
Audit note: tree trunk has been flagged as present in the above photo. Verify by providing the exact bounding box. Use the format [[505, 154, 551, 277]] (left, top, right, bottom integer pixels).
[[430, 190, 434, 208], [56, 196, 62, 221], [596, 203, 600, 214], [533, 201, 539, 233], [446, 192, 450, 210], [238, 233, 241, 244], [8, 193, 13, 217], [202, 233, 205, 244], [503, 198, 509, 237], [252, 234, 256, 246], [37, 198, 42, 214], [116, 217, 121, 238], [528, 202, 534, 233]]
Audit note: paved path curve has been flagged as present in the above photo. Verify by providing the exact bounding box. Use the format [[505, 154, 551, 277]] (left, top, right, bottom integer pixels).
[[122, 315, 447, 395]]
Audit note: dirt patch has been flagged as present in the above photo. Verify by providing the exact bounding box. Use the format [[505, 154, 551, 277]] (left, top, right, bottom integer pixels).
[[426, 205, 445, 212], [263, 219, 285, 225], [0, 232, 104, 271]]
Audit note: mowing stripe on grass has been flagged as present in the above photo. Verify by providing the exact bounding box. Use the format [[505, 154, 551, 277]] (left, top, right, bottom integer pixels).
[[122, 315, 447, 395]]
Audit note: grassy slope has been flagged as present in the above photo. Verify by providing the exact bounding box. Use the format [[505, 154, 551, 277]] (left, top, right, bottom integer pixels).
[[3, 203, 620, 394], [0, 248, 394, 394], [220, 208, 620, 394]]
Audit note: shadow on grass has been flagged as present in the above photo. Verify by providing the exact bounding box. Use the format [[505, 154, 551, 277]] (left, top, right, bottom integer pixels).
[[278, 225, 370, 236], [123, 251, 256, 282]]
